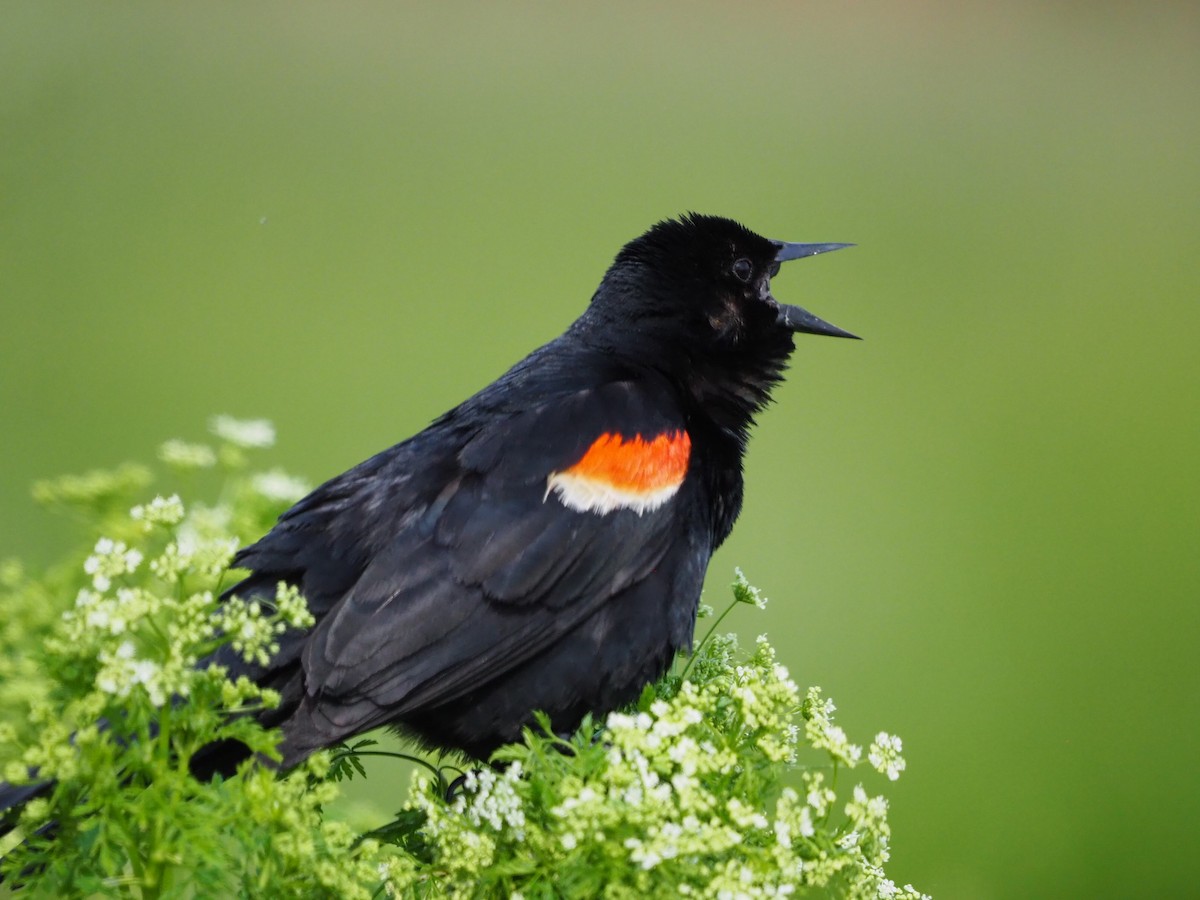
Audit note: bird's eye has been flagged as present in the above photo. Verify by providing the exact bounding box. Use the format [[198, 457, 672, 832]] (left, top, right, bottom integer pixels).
[[732, 258, 753, 283]]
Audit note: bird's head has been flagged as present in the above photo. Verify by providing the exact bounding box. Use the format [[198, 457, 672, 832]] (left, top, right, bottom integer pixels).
[[583, 213, 856, 360], [569, 214, 856, 431]]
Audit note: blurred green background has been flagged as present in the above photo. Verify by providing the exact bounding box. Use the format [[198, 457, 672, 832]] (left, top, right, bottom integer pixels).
[[3, 2, 1198, 896]]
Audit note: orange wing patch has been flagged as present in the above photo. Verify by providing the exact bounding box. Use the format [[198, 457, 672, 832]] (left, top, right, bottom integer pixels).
[[547, 430, 691, 515]]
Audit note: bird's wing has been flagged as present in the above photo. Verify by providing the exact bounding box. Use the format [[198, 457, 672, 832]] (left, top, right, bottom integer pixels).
[[278, 379, 699, 718]]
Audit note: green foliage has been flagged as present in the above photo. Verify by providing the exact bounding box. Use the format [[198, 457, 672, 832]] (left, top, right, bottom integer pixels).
[[0, 421, 926, 898], [1, 419, 384, 898]]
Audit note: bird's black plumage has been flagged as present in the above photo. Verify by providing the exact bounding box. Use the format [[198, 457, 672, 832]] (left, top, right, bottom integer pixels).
[[0, 215, 856, 815], [209, 213, 856, 767]]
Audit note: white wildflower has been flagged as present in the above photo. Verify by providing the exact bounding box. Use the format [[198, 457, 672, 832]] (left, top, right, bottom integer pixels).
[[82, 538, 143, 591], [96, 640, 168, 706], [219, 595, 282, 667], [210, 415, 275, 448], [775, 818, 792, 849], [733, 567, 768, 609], [798, 806, 815, 838], [190, 536, 239, 579], [457, 762, 527, 839], [804, 687, 862, 767], [159, 439, 217, 470], [271, 582, 315, 629], [868, 732, 907, 781], [130, 494, 185, 529], [150, 542, 192, 583], [251, 469, 310, 503], [804, 773, 837, 818], [818, 724, 862, 767]]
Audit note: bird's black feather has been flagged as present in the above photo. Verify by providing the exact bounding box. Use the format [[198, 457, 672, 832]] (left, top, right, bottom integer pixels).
[[2, 214, 855, 796], [209, 214, 856, 766]]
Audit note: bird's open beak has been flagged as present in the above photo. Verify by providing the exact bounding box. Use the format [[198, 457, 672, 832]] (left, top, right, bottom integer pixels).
[[771, 241, 860, 340]]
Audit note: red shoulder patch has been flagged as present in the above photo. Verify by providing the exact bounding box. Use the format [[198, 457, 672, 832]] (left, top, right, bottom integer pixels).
[[547, 430, 691, 515]]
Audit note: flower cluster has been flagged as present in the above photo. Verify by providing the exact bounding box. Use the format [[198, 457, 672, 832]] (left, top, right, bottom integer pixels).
[[0, 421, 396, 896], [804, 686, 863, 768], [51, 501, 312, 721], [159, 438, 218, 470], [210, 414, 276, 449], [1, 421, 927, 899], [252, 468, 312, 503], [733, 566, 770, 609], [82, 537, 143, 592], [130, 492, 185, 528], [869, 732, 907, 782], [96, 638, 170, 706], [395, 586, 927, 899], [220, 583, 315, 668]]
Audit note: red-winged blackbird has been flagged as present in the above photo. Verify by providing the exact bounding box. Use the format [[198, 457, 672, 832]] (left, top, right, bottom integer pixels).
[[212, 213, 856, 767], [1, 215, 855, 810]]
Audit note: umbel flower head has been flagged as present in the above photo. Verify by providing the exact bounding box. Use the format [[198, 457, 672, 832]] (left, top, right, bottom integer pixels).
[[210, 414, 276, 449], [82, 538, 143, 592]]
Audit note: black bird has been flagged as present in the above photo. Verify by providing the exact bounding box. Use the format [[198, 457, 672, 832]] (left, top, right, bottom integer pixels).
[[3, 214, 856, 802], [216, 213, 856, 767]]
